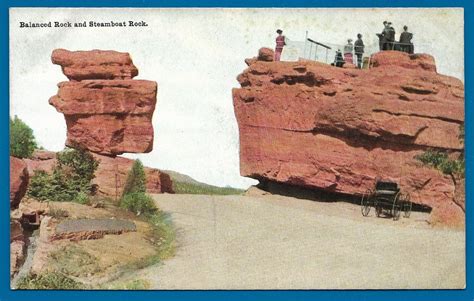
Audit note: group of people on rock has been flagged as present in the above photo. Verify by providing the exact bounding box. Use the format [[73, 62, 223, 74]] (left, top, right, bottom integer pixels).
[[377, 21, 414, 53], [274, 23, 414, 69]]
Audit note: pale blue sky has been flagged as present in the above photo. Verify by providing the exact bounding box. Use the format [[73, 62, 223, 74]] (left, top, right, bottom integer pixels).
[[10, 8, 464, 188]]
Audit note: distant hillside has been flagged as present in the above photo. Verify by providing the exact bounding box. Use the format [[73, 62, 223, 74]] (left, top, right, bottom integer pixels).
[[163, 170, 245, 195]]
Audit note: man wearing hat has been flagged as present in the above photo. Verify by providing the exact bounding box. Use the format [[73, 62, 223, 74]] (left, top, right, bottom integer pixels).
[[385, 22, 396, 50], [274, 29, 286, 61], [376, 21, 389, 51]]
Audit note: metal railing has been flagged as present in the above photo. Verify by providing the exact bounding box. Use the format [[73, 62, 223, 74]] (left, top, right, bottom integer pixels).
[[281, 32, 433, 68]]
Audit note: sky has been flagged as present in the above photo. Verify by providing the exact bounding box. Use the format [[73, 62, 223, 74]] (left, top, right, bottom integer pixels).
[[9, 8, 464, 189]]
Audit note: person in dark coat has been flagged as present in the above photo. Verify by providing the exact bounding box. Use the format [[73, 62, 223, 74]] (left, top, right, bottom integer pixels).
[[354, 33, 365, 69], [385, 22, 396, 50], [399, 25, 414, 54], [331, 49, 345, 68], [376, 21, 388, 51]]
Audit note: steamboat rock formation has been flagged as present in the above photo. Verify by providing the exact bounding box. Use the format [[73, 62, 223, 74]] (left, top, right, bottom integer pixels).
[[233, 50, 464, 226], [49, 49, 157, 155], [24, 150, 174, 199], [10, 156, 29, 209]]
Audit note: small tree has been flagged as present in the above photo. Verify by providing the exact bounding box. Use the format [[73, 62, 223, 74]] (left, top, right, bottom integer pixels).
[[122, 159, 147, 196], [27, 148, 99, 203], [10, 115, 38, 158]]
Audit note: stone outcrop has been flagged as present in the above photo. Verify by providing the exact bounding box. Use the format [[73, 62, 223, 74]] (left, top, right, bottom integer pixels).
[[51, 218, 137, 241], [51, 49, 139, 81], [10, 220, 26, 278], [24, 150, 174, 199], [233, 49, 464, 226], [23, 150, 57, 175], [49, 49, 157, 155], [10, 156, 29, 209], [91, 153, 174, 197]]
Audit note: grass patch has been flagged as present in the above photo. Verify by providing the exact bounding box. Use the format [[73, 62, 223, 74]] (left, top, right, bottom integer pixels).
[[16, 272, 85, 290], [173, 181, 244, 195], [121, 210, 176, 271], [101, 279, 150, 290], [48, 245, 101, 278], [48, 207, 69, 220]]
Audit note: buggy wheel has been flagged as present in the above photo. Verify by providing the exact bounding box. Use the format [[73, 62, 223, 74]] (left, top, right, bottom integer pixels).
[[392, 192, 401, 221], [403, 193, 412, 218], [361, 189, 372, 217], [375, 201, 382, 217]]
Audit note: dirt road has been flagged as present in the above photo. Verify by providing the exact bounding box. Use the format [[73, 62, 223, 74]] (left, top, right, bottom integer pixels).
[[134, 193, 465, 289]]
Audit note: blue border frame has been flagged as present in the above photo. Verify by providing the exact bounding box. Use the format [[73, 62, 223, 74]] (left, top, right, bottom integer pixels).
[[2, 1, 472, 300]]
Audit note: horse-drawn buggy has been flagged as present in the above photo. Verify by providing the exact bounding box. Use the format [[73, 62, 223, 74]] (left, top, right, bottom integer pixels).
[[360, 180, 412, 220]]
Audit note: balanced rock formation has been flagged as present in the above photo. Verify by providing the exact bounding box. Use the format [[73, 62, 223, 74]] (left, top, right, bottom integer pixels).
[[49, 49, 157, 155], [10, 156, 29, 209], [233, 50, 464, 226], [51, 49, 139, 81], [24, 150, 174, 199]]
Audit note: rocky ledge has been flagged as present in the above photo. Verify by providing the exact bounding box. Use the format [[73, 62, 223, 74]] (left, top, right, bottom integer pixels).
[[233, 49, 464, 226]]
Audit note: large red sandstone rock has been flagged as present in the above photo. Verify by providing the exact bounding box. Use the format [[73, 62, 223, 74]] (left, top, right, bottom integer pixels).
[[50, 49, 157, 155], [10, 157, 29, 209], [23, 150, 174, 199], [233, 49, 464, 226], [49, 80, 157, 155], [52, 49, 139, 81]]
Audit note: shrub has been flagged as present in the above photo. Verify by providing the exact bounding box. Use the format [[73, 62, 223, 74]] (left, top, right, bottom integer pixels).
[[27, 148, 99, 203], [57, 148, 99, 188], [120, 192, 156, 215], [415, 149, 464, 176], [16, 272, 84, 290], [74, 191, 90, 205], [122, 159, 147, 196], [10, 115, 37, 158]]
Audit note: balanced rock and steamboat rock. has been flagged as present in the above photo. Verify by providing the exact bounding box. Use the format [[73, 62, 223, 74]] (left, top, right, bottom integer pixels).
[[233, 48, 464, 227]]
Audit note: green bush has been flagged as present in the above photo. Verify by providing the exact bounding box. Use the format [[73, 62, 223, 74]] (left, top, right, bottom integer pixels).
[[10, 115, 37, 158], [122, 159, 146, 196], [16, 272, 85, 290], [415, 149, 464, 176], [27, 148, 99, 203], [120, 192, 156, 215], [74, 191, 90, 205]]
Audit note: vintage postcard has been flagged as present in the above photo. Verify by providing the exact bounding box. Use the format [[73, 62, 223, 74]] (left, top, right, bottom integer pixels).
[[9, 8, 465, 290]]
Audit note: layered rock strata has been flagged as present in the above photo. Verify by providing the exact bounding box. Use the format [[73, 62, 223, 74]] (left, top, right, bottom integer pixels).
[[233, 49, 464, 226], [49, 49, 157, 155]]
